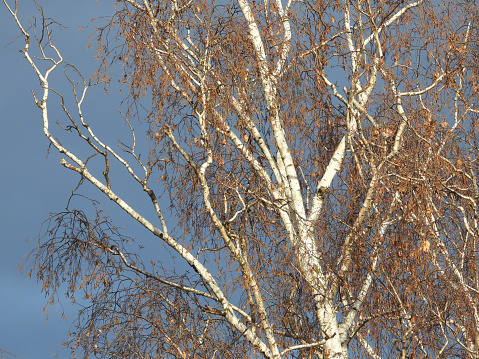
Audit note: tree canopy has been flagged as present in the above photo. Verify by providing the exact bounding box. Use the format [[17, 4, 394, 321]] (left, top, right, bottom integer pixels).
[[4, 0, 479, 358]]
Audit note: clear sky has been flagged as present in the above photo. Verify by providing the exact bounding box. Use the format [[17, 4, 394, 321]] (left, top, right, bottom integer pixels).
[[0, 1, 136, 358]]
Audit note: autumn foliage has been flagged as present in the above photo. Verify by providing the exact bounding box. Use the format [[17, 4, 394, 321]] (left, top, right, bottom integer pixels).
[[5, 0, 479, 358]]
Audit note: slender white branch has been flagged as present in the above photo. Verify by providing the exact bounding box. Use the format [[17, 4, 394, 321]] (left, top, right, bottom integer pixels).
[[399, 74, 445, 97], [279, 339, 326, 357], [364, 0, 426, 46]]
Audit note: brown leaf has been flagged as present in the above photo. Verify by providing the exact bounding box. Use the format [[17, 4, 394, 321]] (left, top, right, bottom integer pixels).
[[420, 240, 430, 252]]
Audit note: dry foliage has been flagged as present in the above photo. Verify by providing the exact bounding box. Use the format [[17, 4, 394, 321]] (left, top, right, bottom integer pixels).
[[5, 0, 479, 358]]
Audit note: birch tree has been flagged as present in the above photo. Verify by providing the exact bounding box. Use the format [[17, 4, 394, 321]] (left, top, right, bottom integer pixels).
[[5, 0, 479, 357]]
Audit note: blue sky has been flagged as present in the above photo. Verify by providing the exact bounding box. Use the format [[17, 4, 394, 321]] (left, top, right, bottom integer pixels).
[[0, 1, 135, 358]]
